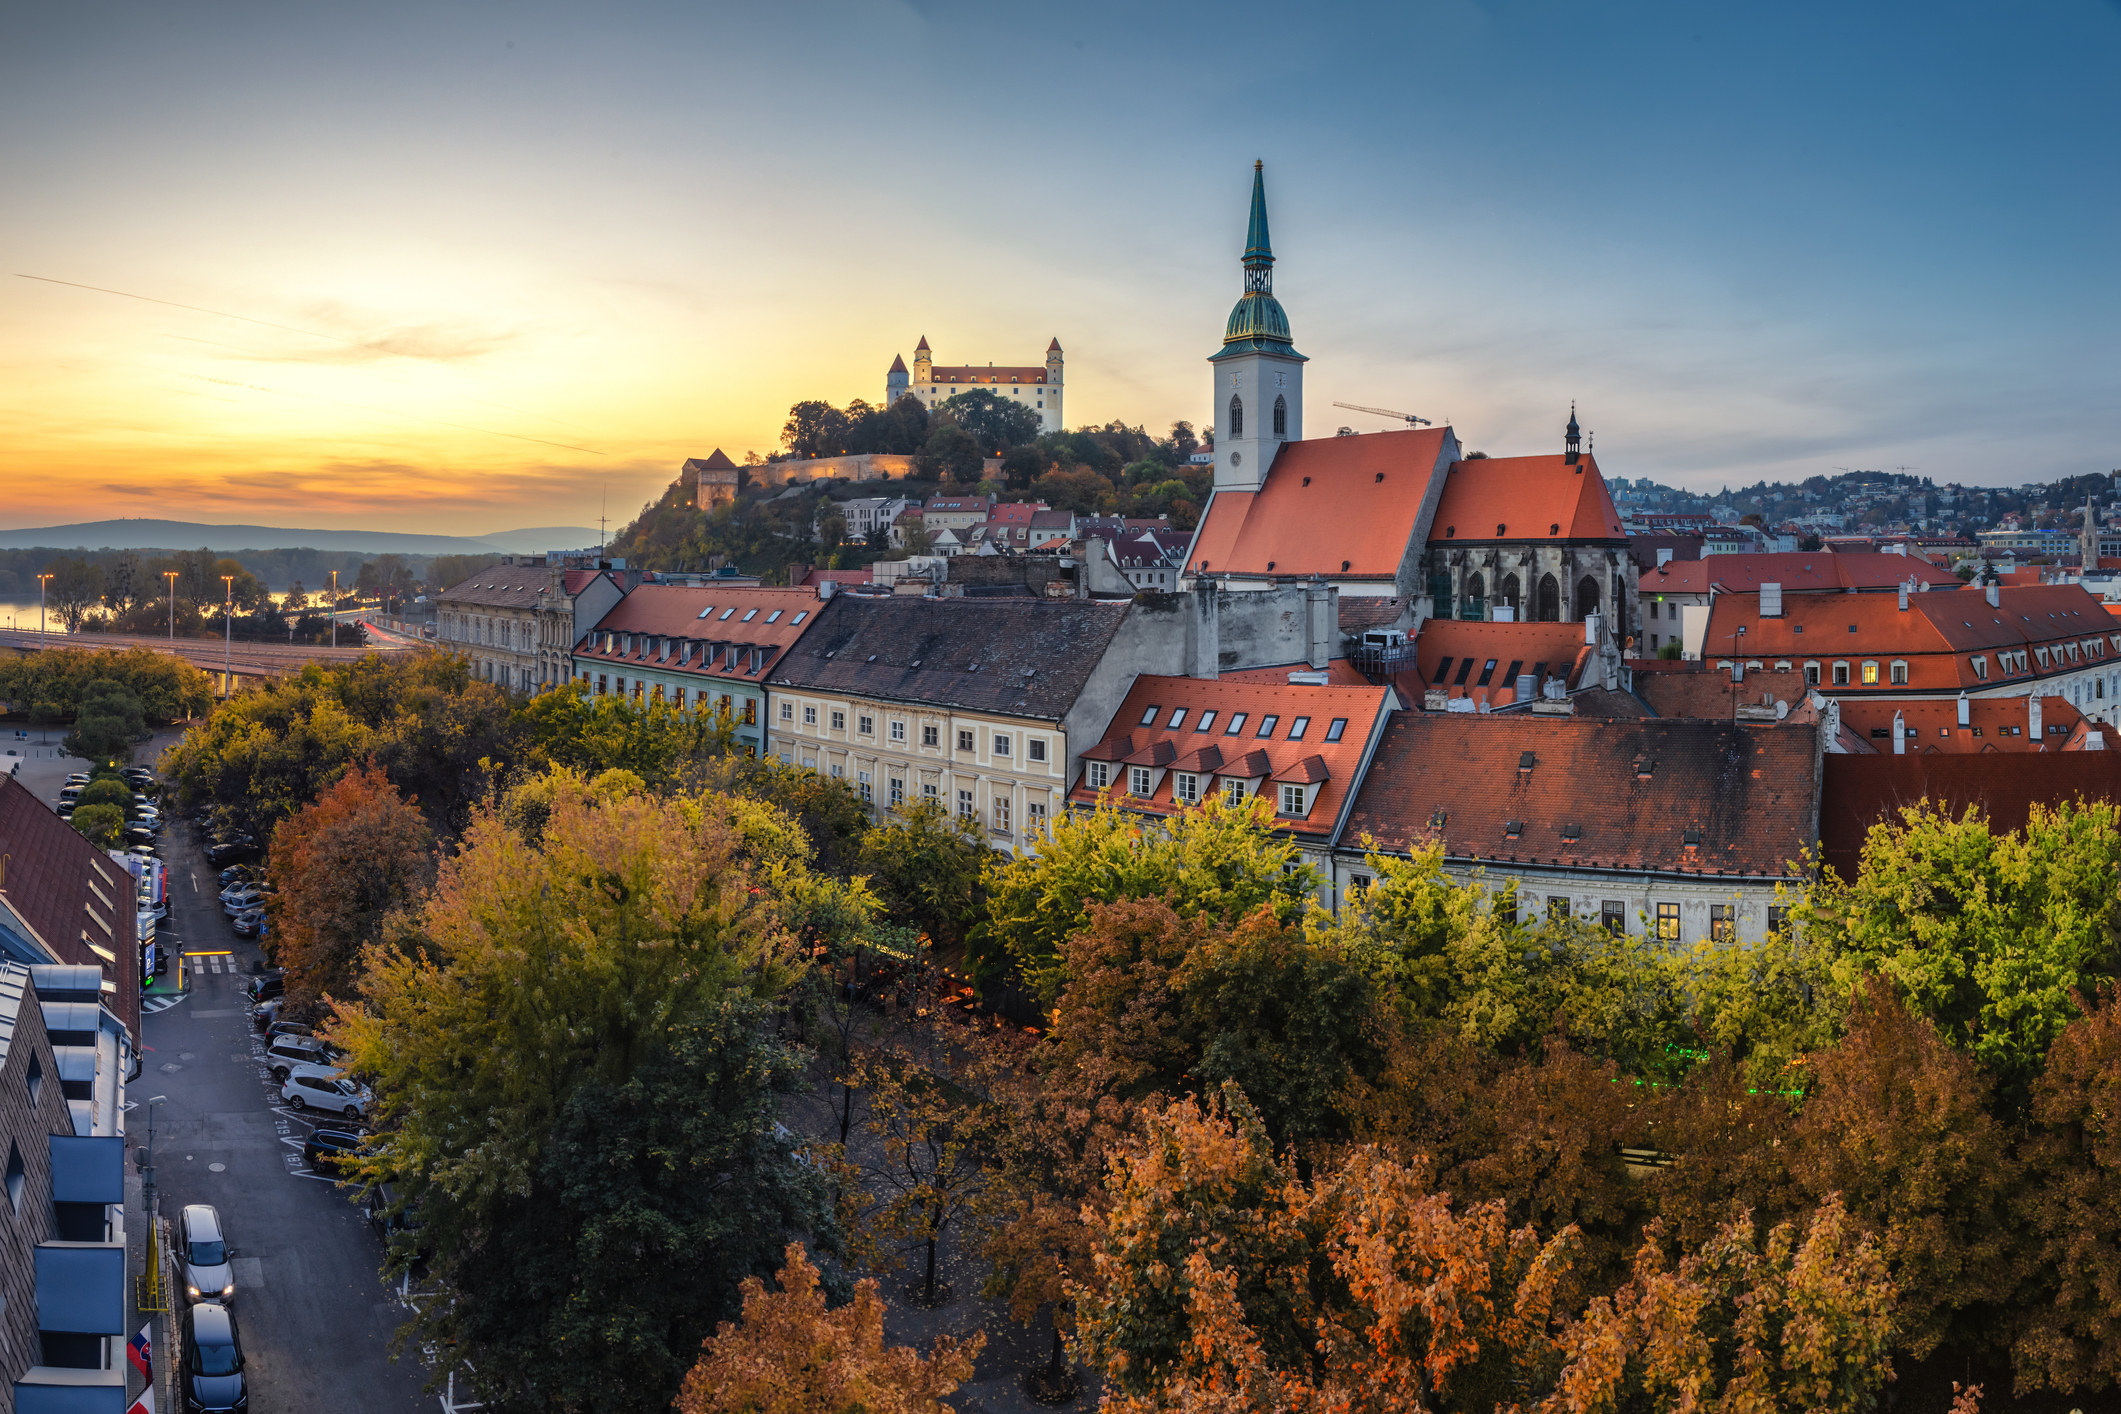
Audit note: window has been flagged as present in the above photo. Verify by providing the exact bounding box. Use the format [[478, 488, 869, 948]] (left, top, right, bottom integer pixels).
[[857, 771, 872, 803], [993, 734, 1011, 757], [992, 796, 1011, 834], [958, 728, 975, 752], [923, 724, 939, 747], [1709, 904, 1736, 943], [1547, 897, 1571, 922], [1224, 713, 1247, 736], [719, 608, 736, 620], [1832, 662, 1850, 686], [1803, 662, 1820, 686], [1655, 902, 1681, 941], [742, 609, 757, 622], [1767, 906, 1789, 937], [1348, 874, 1372, 897], [1173, 772, 1199, 804], [1255, 714, 1279, 738], [596, 674, 608, 695], [1027, 799, 1048, 835], [890, 719, 906, 742], [1129, 765, 1152, 796], [858, 715, 873, 735], [830, 763, 844, 779], [1087, 761, 1110, 790], [803, 704, 817, 725], [742, 698, 757, 725], [1167, 708, 1186, 728], [889, 777, 905, 807], [1223, 778, 1246, 804], [1324, 717, 1347, 742], [1861, 662, 1879, 685], [831, 710, 846, 731], [1278, 783, 1306, 815], [1028, 738, 1047, 763], [1229, 393, 1243, 437], [1968, 655, 1986, 681], [766, 610, 782, 623], [1272, 393, 1287, 437], [25, 1055, 41, 1106], [1196, 711, 1216, 733], [923, 782, 939, 802], [1889, 661, 1908, 685], [1288, 716, 1310, 740], [958, 789, 975, 821], [1139, 705, 1160, 726]]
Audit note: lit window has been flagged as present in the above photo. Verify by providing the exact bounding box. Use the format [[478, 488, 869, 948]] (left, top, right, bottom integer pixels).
[[1655, 902, 1681, 941], [1710, 905, 1736, 942], [1861, 662, 1879, 685], [992, 796, 1010, 834]]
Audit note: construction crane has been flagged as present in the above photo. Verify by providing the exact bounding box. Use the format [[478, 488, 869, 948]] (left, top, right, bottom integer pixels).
[[1332, 401, 1431, 427]]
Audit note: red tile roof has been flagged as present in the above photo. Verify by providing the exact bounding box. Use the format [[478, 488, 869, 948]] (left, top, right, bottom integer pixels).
[[578, 585, 825, 682], [1700, 584, 2120, 693], [796, 568, 873, 588], [1428, 454, 1626, 545], [1344, 714, 1819, 880], [1819, 753, 2121, 881], [1067, 675, 1394, 842], [1186, 427, 1456, 581], [1218, 659, 1374, 686], [1835, 695, 2087, 753], [986, 502, 1048, 528], [1633, 666, 1810, 720], [926, 366, 1049, 384], [0, 775, 138, 1039], [1639, 551, 1961, 597], [1407, 619, 1598, 707]]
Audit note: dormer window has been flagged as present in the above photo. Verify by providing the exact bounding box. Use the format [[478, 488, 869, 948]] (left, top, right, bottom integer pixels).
[[1277, 783, 1306, 815]]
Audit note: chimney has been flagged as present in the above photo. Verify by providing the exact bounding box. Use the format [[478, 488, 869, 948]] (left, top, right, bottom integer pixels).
[[1898, 582, 1909, 611], [1584, 611, 1600, 646], [1893, 710, 1906, 754], [1656, 547, 1675, 568], [2030, 695, 2043, 741], [1957, 693, 1970, 727], [1304, 576, 1334, 671], [1186, 581, 1221, 680], [1760, 582, 1783, 618], [1986, 583, 2000, 608]]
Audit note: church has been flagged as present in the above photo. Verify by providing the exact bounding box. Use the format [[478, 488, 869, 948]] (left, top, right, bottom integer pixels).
[[885, 336, 1065, 433], [1182, 163, 1637, 667]]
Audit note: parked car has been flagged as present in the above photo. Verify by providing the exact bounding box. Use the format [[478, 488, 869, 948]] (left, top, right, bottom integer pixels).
[[281, 1071, 370, 1121], [221, 889, 263, 915], [218, 866, 254, 886], [265, 1038, 341, 1080], [230, 912, 263, 939], [180, 1301, 248, 1413], [205, 842, 256, 867], [178, 1204, 235, 1306], [265, 1020, 314, 1040], [243, 972, 283, 1004], [54, 802, 75, 819], [303, 1126, 364, 1173], [251, 999, 282, 1033], [365, 1181, 420, 1238]]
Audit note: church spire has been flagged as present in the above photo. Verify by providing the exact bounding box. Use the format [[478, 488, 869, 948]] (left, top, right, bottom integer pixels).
[[1242, 159, 1274, 281], [1565, 402, 1581, 464], [1218, 161, 1298, 356]]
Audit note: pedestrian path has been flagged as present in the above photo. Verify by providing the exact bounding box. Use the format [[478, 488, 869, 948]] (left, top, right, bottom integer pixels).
[[142, 993, 186, 1015]]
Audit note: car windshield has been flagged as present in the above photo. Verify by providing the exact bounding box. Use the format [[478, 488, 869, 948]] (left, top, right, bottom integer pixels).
[[190, 1338, 240, 1376], [188, 1238, 226, 1266]]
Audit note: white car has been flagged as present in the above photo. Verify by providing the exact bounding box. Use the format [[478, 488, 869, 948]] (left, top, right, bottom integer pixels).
[[280, 1070, 371, 1121], [221, 888, 264, 914]]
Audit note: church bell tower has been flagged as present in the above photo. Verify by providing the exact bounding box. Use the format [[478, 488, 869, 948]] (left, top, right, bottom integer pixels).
[[1210, 161, 1305, 494]]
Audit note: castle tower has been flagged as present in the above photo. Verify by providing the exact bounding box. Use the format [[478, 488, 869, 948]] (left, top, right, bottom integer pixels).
[[1210, 161, 1305, 493], [1045, 337, 1064, 430], [885, 353, 909, 408], [912, 335, 932, 391]]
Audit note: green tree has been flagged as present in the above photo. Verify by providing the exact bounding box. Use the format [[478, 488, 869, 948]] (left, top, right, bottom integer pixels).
[[75, 778, 132, 813], [783, 399, 850, 459], [918, 423, 984, 483], [856, 801, 994, 953], [981, 791, 1317, 999], [70, 803, 126, 849], [63, 679, 146, 762], [935, 389, 1041, 455], [514, 680, 737, 781]]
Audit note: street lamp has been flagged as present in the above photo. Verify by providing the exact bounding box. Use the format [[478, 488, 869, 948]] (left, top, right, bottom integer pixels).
[[221, 575, 234, 698], [329, 569, 338, 650], [36, 572, 52, 646], [139, 1094, 168, 1309], [164, 570, 180, 642]]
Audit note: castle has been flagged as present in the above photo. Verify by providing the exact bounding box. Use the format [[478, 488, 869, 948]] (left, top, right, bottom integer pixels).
[[885, 336, 1065, 433]]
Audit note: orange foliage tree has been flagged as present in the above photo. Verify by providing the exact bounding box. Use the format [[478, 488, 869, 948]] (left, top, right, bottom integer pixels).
[[267, 760, 432, 1003], [675, 1242, 981, 1414]]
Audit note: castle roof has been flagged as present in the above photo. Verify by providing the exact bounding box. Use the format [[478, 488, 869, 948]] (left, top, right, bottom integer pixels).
[[889, 354, 907, 374], [1048, 337, 1062, 352], [925, 367, 1049, 384], [1186, 427, 1456, 581], [915, 335, 930, 351], [694, 448, 737, 471]]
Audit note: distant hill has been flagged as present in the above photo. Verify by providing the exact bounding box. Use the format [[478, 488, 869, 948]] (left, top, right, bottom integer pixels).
[[475, 525, 604, 554], [0, 519, 508, 555]]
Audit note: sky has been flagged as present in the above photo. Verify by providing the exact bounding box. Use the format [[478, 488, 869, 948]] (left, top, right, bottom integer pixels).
[[1, 0, 2116, 535]]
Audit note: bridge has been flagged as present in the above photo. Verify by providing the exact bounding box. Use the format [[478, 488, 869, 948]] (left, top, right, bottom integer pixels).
[[0, 620, 416, 690]]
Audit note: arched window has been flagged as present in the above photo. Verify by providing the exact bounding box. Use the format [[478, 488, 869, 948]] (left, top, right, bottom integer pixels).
[[1499, 573, 1521, 610], [1272, 394, 1287, 437], [1465, 573, 1485, 602], [1229, 395, 1243, 438], [1536, 574, 1561, 622], [1576, 576, 1601, 619]]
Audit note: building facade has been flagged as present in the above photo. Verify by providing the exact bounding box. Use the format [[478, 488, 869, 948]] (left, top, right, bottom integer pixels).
[[437, 562, 625, 692], [886, 336, 1064, 433], [571, 585, 826, 758]]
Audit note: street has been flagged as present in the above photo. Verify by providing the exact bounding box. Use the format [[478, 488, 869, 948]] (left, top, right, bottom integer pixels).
[[144, 804, 435, 1412]]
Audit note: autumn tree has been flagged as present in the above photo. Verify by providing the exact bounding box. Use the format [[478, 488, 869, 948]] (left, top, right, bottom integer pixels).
[[70, 803, 125, 849], [983, 791, 1317, 999], [857, 800, 995, 954], [1636, 1052, 1803, 1256], [267, 762, 433, 1003], [513, 679, 738, 781], [676, 1243, 981, 1414]]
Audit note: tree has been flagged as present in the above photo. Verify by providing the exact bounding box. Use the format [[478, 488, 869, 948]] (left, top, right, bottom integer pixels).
[[42, 557, 104, 632], [267, 763, 433, 1004], [63, 679, 146, 763], [1789, 977, 2017, 1362], [71, 803, 125, 849], [982, 791, 1316, 999], [333, 783, 824, 1410], [1031, 465, 1115, 516], [675, 1243, 981, 1414], [918, 422, 984, 483], [856, 801, 994, 954], [75, 778, 132, 813], [936, 389, 1041, 455], [514, 679, 737, 781], [998, 445, 1044, 491], [2011, 984, 2121, 1393], [783, 400, 850, 460]]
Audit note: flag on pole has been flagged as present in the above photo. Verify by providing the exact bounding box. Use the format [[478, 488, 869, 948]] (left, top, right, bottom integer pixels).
[[127, 1322, 152, 1379], [126, 1387, 155, 1414]]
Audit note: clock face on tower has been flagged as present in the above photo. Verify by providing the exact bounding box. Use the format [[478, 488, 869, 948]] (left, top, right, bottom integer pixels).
[[1276, 371, 1287, 387], [1230, 373, 1241, 388]]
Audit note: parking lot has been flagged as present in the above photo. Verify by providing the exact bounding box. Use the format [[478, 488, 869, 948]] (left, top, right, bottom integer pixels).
[[145, 809, 435, 1412]]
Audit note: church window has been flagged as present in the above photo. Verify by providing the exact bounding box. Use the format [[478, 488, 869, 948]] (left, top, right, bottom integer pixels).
[[1536, 574, 1561, 622], [1229, 395, 1243, 437], [1576, 576, 1601, 618], [1272, 394, 1286, 437]]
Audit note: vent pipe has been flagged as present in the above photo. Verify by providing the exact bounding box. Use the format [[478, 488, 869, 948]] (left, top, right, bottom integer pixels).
[[1957, 693, 1970, 727], [1986, 583, 2001, 608], [1898, 582, 1910, 611], [1893, 710, 1906, 755], [2030, 695, 2043, 741]]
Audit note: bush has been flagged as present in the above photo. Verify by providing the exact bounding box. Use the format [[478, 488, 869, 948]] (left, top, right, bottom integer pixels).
[[71, 803, 126, 849], [76, 779, 132, 812]]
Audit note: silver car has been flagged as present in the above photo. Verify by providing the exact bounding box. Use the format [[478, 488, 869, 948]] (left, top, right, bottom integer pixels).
[[179, 1203, 235, 1306], [281, 1071, 371, 1121]]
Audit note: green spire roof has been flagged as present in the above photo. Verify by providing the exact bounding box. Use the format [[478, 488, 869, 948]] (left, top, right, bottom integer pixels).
[[1242, 159, 1273, 269]]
